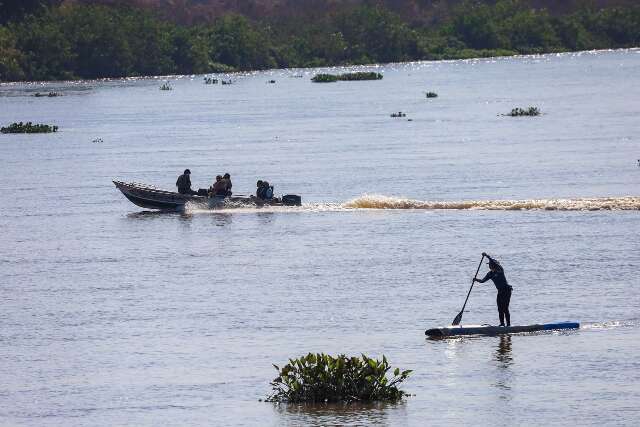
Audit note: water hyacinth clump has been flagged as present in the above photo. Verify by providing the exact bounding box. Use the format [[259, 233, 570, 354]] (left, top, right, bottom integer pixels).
[[159, 82, 172, 90], [311, 73, 339, 83], [425, 91, 438, 98], [267, 353, 412, 403], [338, 71, 383, 81], [34, 92, 61, 97], [508, 106, 540, 116], [1, 122, 58, 134], [312, 72, 383, 83]]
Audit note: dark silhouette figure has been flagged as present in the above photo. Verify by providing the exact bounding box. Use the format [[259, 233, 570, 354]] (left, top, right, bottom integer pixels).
[[176, 169, 197, 195], [474, 253, 513, 326]]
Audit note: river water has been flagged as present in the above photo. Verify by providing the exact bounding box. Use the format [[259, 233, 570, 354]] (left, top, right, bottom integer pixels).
[[1, 49, 639, 426]]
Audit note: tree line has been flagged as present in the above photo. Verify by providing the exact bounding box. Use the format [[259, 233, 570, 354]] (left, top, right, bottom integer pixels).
[[1, 0, 639, 81]]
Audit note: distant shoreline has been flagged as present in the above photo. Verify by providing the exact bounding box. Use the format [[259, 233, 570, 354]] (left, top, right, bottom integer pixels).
[[2, 47, 638, 86], [2, 2, 638, 83]]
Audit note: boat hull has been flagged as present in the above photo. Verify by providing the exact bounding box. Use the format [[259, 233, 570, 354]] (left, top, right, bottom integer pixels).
[[113, 181, 301, 210], [425, 321, 579, 338]]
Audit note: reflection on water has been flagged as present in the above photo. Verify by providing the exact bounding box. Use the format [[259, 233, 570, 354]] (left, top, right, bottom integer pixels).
[[256, 211, 275, 225], [212, 212, 232, 227], [495, 335, 513, 366], [273, 401, 405, 426], [124, 210, 234, 227], [125, 210, 184, 220], [493, 335, 514, 395]]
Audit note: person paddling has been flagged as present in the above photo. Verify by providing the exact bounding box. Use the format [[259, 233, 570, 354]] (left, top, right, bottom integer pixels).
[[473, 253, 513, 327]]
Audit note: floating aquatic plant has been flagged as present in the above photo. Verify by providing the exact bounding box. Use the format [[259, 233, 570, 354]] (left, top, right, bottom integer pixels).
[[507, 106, 540, 116], [425, 92, 438, 98], [267, 353, 411, 403], [33, 92, 61, 97], [390, 111, 406, 118], [311, 72, 383, 83], [159, 82, 172, 90], [1, 122, 58, 134], [311, 73, 339, 83], [337, 72, 383, 81], [203, 77, 218, 84]]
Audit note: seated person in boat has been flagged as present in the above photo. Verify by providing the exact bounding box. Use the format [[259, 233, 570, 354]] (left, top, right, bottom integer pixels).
[[223, 173, 232, 196], [473, 253, 513, 327], [255, 180, 264, 198], [210, 175, 228, 197], [176, 169, 197, 195], [255, 180, 274, 200]]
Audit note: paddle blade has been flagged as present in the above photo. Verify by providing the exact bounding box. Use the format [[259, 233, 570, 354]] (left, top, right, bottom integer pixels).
[[452, 311, 463, 326]]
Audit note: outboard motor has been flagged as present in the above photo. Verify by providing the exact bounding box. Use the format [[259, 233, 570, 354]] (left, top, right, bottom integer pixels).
[[282, 194, 302, 206]]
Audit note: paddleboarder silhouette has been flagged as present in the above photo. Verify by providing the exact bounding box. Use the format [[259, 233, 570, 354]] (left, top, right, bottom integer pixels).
[[473, 253, 513, 326]]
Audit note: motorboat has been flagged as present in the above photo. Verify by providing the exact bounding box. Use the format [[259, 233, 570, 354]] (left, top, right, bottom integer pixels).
[[113, 181, 302, 211]]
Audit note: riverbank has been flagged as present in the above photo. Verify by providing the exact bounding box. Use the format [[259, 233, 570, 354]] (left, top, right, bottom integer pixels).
[[1, 2, 639, 82]]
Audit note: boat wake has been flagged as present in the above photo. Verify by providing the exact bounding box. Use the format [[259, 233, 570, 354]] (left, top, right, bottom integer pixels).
[[581, 319, 640, 330], [342, 195, 640, 211], [177, 194, 640, 214]]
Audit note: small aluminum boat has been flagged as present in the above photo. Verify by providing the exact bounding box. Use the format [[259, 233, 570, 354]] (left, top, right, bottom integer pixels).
[[113, 181, 302, 210]]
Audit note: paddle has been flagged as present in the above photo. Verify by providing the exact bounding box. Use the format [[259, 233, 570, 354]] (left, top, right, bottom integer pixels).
[[451, 254, 485, 326]]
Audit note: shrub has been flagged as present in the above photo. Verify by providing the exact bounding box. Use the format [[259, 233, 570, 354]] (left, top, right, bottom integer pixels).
[[267, 353, 411, 403], [507, 106, 540, 116], [1, 122, 58, 133]]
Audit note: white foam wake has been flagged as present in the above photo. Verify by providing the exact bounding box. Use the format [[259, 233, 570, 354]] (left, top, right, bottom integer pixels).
[[342, 195, 640, 211]]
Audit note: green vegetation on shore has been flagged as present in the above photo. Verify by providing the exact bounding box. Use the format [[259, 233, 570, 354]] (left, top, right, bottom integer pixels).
[[1, 122, 58, 133], [267, 353, 411, 403], [1, 1, 639, 82]]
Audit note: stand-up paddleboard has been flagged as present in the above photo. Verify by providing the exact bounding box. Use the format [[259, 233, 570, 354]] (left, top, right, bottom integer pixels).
[[425, 321, 579, 338]]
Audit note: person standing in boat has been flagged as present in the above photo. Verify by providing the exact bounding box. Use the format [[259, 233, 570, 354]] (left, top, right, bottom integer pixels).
[[176, 169, 197, 195], [473, 253, 513, 327]]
